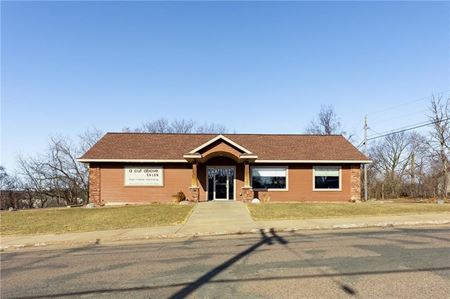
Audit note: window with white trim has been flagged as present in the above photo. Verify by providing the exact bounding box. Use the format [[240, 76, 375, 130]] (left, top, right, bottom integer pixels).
[[252, 167, 287, 190], [314, 166, 340, 190]]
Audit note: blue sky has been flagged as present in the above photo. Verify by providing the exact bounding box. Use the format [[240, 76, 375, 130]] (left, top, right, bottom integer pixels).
[[1, 1, 449, 170]]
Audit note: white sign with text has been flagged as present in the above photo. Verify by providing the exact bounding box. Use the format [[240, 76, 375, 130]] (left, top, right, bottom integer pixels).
[[124, 166, 163, 186]]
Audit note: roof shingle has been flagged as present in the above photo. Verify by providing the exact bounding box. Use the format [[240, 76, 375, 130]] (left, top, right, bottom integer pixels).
[[80, 133, 369, 162]]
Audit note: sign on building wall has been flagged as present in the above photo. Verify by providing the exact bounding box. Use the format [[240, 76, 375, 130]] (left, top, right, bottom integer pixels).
[[124, 166, 164, 186]]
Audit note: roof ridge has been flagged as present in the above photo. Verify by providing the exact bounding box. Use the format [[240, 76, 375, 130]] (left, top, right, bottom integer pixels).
[[105, 132, 345, 137]]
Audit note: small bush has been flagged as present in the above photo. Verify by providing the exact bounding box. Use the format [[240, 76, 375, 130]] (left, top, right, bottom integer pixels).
[[262, 194, 271, 203], [172, 191, 187, 203]]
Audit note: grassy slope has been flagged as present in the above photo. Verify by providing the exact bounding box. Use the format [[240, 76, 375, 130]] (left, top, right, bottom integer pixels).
[[248, 203, 450, 220], [1, 204, 193, 236]]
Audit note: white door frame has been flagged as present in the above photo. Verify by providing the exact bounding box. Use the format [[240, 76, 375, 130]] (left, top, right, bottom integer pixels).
[[206, 166, 236, 201]]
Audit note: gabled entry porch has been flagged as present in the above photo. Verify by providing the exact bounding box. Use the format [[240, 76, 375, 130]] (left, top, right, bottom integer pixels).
[[183, 135, 257, 202]]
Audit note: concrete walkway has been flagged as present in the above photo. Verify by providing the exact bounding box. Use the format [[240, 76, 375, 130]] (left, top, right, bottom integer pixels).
[[177, 201, 257, 235], [1, 208, 450, 251]]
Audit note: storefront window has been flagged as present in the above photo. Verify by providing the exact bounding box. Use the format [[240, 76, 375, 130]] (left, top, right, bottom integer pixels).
[[251, 167, 287, 190]]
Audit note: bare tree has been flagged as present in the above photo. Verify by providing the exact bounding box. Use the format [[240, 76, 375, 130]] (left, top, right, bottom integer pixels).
[[195, 122, 227, 134], [17, 155, 53, 208], [0, 166, 12, 191], [134, 118, 228, 134], [171, 119, 196, 133], [406, 132, 430, 198], [139, 119, 172, 133], [79, 127, 103, 153], [0, 166, 18, 209], [428, 94, 450, 199], [16, 128, 103, 208], [368, 132, 413, 199], [305, 105, 348, 135]]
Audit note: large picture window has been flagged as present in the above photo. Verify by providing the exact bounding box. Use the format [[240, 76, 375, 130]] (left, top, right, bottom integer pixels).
[[314, 166, 341, 190], [252, 167, 287, 190]]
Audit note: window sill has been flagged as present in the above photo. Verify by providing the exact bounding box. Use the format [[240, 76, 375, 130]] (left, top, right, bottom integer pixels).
[[253, 188, 289, 192], [313, 188, 342, 192]]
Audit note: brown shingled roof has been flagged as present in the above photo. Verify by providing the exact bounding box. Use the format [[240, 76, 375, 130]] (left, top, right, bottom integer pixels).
[[79, 133, 369, 162]]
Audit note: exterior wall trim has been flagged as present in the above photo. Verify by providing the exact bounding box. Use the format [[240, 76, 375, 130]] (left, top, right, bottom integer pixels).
[[78, 159, 188, 163], [79, 159, 372, 164], [254, 160, 372, 164]]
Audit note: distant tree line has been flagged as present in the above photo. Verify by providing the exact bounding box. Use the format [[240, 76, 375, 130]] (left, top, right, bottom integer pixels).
[[0, 128, 103, 209], [305, 96, 449, 201], [122, 119, 228, 134], [366, 95, 449, 200], [1, 96, 448, 209], [0, 120, 228, 209]]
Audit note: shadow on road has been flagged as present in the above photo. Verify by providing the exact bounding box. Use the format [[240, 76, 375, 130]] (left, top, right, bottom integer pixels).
[[7, 227, 450, 299], [169, 229, 286, 298]]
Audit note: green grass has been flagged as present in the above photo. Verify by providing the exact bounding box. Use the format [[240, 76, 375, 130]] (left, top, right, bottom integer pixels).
[[1, 204, 194, 236], [248, 202, 450, 221]]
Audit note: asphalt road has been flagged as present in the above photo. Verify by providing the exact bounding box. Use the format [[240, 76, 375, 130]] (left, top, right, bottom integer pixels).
[[1, 226, 450, 299]]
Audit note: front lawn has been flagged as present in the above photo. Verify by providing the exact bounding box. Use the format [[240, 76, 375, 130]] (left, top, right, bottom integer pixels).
[[248, 202, 450, 221], [1, 204, 193, 236]]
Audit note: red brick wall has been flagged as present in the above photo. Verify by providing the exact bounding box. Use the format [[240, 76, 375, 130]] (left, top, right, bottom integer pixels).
[[98, 163, 191, 204], [350, 165, 361, 201], [88, 164, 102, 205], [250, 164, 353, 202], [88, 162, 361, 204]]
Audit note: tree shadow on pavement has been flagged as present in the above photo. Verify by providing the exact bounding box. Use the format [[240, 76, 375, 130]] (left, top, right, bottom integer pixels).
[[10, 227, 450, 299], [1, 239, 102, 277], [168, 229, 286, 298]]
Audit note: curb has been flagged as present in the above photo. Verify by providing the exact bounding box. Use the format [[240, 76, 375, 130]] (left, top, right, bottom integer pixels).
[[1, 220, 449, 252]]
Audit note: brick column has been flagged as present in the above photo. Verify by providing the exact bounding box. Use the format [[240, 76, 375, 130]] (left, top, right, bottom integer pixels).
[[89, 164, 102, 205], [242, 161, 254, 202], [189, 161, 200, 202], [189, 187, 200, 202], [242, 187, 254, 202], [191, 161, 198, 187], [350, 165, 361, 201]]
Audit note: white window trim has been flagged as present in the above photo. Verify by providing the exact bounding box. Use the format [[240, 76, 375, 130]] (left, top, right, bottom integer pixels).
[[251, 166, 288, 192], [312, 166, 342, 192]]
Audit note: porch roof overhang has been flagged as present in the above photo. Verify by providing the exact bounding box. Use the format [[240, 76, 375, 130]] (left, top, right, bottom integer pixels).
[[187, 134, 254, 155], [182, 134, 258, 163], [183, 152, 259, 162]]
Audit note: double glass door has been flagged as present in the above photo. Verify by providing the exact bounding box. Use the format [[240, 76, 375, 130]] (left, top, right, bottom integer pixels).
[[207, 167, 235, 200]]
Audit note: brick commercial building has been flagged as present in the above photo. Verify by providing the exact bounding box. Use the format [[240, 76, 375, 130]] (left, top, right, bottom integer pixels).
[[79, 133, 371, 205]]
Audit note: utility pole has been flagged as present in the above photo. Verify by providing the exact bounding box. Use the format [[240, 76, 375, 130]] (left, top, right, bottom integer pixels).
[[441, 139, 448, 202], [363, 116, 368, 201]]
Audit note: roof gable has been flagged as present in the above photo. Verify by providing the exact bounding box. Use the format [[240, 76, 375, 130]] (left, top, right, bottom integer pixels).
[[188, 134, 253, 154]]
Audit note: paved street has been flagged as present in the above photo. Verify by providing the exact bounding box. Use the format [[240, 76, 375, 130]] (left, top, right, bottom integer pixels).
[[1, 226, 450, 299]]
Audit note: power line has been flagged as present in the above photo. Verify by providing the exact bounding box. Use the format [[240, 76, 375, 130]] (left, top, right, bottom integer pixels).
[[367, 117, 450, 141], [369, 108, 429, 128], [367, 90, 449, 117], [356, 117, 450, 148], [367, 119, 431, 138]]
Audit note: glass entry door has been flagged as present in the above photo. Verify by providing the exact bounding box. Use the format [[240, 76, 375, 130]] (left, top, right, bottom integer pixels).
[[207, 167, 235, 201]]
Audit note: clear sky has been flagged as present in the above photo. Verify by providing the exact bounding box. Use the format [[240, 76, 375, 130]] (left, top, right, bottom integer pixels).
[[1, 1, 449, 170]]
